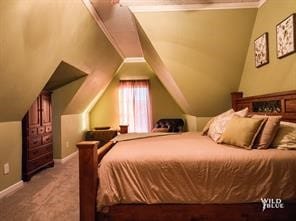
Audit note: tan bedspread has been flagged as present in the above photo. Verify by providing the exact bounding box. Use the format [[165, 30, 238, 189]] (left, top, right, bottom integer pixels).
[[97, 132, 296, 210]]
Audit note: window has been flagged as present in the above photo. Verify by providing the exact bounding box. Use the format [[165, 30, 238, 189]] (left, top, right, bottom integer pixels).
[[119, 80, 152, 132]]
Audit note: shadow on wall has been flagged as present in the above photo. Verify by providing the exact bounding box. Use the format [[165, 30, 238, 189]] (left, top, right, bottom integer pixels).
[[49, 62, 88, 160], [44, 61, 87, 91]]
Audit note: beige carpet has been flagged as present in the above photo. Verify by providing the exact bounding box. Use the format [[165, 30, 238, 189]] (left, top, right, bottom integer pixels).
[[0, 155, 79, 221]]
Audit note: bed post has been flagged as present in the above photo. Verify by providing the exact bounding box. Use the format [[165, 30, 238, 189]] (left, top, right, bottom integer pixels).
[[77, 141, 99, 221], [231, 92, 243, 111]]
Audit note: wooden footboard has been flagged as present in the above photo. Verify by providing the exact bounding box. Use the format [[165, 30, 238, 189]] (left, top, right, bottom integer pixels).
[[77, 141, 115, 221], [77, 140, 296, 221], [77, 88, 296, 221]]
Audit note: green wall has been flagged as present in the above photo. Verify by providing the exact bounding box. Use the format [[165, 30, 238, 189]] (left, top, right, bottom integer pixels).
[[0, 0, 121, 192], [90, 62, 184, 129], [0, 122, 22, 191], [0, 0, 121, 122], [239, 0, 296, 95], [135, 8, 257, 116], [52, 77, 86, 159], [61, 114, 87, 159]]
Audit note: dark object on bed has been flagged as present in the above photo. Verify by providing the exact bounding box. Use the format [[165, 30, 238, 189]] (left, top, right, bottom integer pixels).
[[153, 118, 184, 132], [85, 129, 117, 147], [231, 90, 296, 122]]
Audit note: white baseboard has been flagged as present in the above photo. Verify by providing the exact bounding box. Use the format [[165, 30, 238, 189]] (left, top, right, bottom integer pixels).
[[0, 181, 24, 200], [54, 151, 77, 164]]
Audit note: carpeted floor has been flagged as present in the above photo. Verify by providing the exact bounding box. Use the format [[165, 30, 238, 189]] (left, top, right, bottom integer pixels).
[[0, 155, 79, 221]]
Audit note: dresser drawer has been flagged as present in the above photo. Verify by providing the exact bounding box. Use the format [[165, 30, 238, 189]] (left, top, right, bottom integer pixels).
[[45, 125, 52, 133], [38, 126, 45, 135], [28, 144, 52, 160], [28, 136, 42, 148], [42, 134, 52, 144], [27, 152, 53, 172], [28, 128, 38, 137]]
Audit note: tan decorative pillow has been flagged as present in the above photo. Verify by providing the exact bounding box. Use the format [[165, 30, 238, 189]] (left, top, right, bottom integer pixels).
[[252, 115, 282, 149], [272, 121, 296, 150], [201, 117, 215, 136], [218, 116, 266, 149], [208, 108, 248, 142], [152, 127, 169, 133]]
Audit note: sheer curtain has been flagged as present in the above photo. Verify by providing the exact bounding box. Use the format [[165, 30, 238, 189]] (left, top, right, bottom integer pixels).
[[119, 80, 152, 133]]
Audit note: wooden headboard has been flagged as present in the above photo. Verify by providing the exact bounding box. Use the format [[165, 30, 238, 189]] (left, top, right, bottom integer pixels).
[[231, 90, 296, 123]]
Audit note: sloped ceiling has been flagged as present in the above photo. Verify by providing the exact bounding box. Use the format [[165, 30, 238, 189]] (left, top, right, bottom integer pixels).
[[91, 0, 143, 57], [135, 20, 192, 114], [90, 61, 184, 128], [0, 0, 260, 123], [45, 62, 87, 91], [119, 0, 259, 5], [134, 8, 257, 116], [0, 0, 122, 122]]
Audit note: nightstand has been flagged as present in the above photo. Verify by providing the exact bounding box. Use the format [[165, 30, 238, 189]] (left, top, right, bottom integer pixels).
[[85, 129, 118, 147]]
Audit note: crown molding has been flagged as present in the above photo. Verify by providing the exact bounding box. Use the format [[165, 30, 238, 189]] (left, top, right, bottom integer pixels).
[[257, 0, 267, 8], [129, 0, 266, 13], [124, 57, 146, 63]]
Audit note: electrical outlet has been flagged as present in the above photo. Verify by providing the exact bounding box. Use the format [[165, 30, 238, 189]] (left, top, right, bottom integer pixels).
[[3, 163, 9, 175], [66, 141, 69, 148]]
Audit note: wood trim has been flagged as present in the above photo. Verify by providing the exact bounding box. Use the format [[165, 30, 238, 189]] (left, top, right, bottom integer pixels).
[[231, 92, 243, 110], [102, 202, 296, 221], [97, 141, 116, 163], [233, 90, 296, 101], [231, 90, 296, 122], [128, 1, 265, 12], [123, 57, 145, 63], [77, 141, 99, 221], [77, 141, 116, 221], [0, 181, 24, 200], [54, 151, 78, 164]]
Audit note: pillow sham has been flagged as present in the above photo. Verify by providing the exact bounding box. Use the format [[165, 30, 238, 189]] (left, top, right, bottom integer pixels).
[[252, 115, 282, 149], [208, 108, 248, 142], [272, 121, 296, 150], [218, 116, 266, 149], [201, 117, 215, 136]]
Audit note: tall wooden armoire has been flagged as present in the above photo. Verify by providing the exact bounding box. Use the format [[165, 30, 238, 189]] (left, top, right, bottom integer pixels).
[[22, 91, 54, 181]]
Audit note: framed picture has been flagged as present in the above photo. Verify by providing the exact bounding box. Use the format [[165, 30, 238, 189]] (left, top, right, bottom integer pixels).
[[276, 13, 296, 58], [254, 32, 269, 68]]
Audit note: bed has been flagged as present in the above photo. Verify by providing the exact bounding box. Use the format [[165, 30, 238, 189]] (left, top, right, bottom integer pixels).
[[77, 90, 296, 221]]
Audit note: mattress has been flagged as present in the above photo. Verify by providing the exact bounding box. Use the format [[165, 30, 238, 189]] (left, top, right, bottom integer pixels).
[[97, 132, 296, 211]]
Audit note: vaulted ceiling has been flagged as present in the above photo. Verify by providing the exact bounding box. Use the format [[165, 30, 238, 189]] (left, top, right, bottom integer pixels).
[[89, 0, 258, 116], [107, 0, 260, 6], [0, 0, 261, 123], [0, 0, 122, 122]]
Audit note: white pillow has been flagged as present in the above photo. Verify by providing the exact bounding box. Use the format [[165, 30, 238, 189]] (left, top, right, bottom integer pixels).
[[208, 108, 249, 142], [272, 121, 296, 150]]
